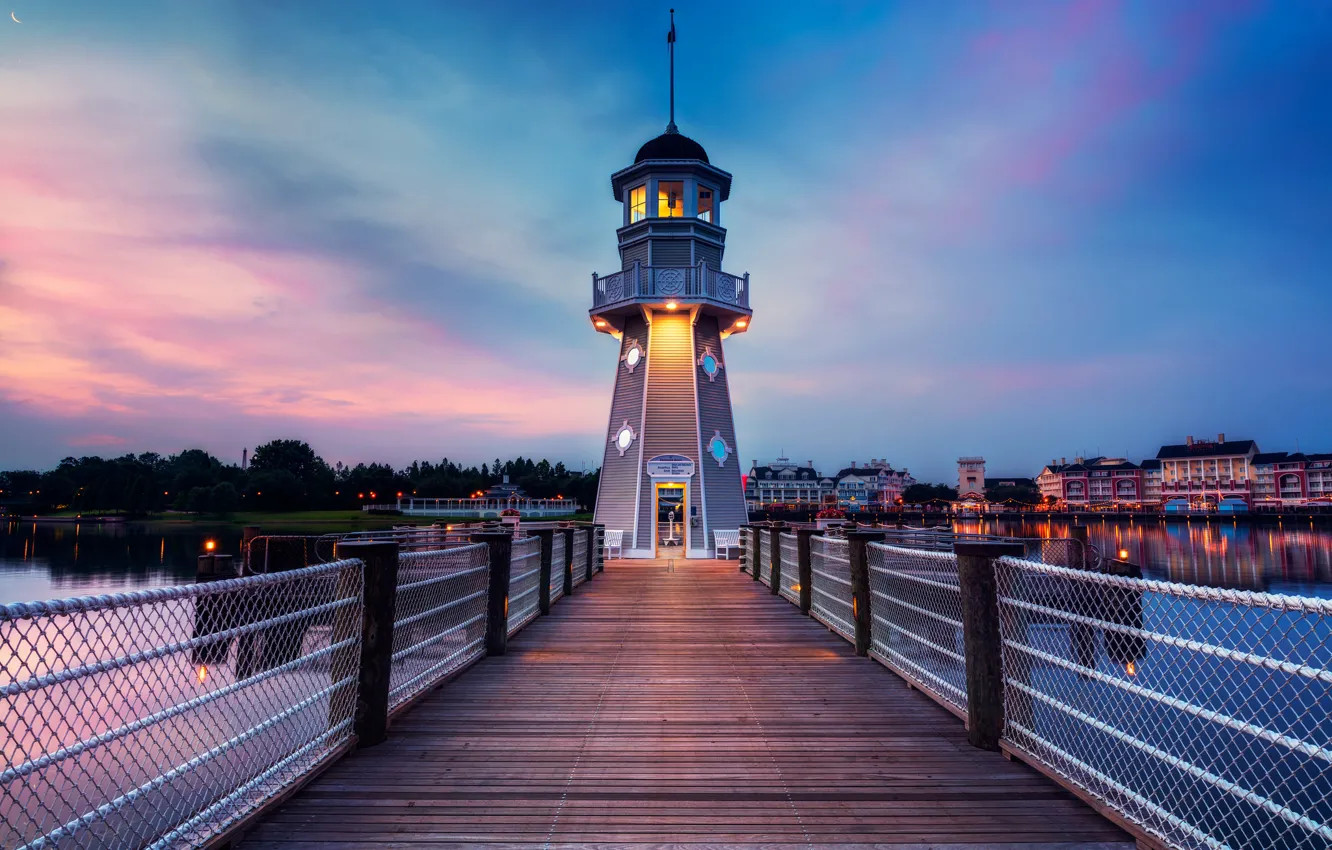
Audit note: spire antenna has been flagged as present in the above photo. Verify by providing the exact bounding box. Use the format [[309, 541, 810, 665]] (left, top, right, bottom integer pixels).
[[666, 9, 678, 134]]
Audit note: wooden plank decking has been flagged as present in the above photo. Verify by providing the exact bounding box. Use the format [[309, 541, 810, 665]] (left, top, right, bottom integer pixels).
[[240, 558, 1133, 848]]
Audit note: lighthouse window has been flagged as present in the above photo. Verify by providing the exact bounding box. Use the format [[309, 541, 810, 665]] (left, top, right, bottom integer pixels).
[[697, 186, 714, 223], [658, 181, 684, 218], [629, 185, 646, 223]]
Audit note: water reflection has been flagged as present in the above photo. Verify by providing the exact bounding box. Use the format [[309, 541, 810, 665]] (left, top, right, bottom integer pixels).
[[1, 521, 243, 603], [951, 517, 1332, 598]]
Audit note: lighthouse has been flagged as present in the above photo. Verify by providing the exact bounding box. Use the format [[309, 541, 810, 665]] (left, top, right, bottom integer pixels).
[[589, 13, 751, 558]]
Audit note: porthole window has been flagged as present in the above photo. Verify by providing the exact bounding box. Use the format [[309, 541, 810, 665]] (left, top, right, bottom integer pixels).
[[622, 339, 645, 373], [697, 346, 723, 382], [612, 421, 636, 457], [708, 432, 730, 467]]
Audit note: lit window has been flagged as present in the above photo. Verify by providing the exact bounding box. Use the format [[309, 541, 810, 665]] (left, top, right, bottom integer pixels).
[[630, 185, 646, 223], [697, 186, 714, 222], [658, 181, 683, 217]]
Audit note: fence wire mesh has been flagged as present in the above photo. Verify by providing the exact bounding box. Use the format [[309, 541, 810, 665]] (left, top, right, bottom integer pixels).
[[995, 556, 1332, 850], [549, 535, 566, 606], [778, 533, 800, 605], [867, 543, 967, 715], [758, 531, 773, 586], [572, 530, 589, 588], [810, 535, 854, 643], [740, 528, 755, 575], [0, 560, 363, 850], [507, 537, 541, 637], [389, 545, 489, 713]]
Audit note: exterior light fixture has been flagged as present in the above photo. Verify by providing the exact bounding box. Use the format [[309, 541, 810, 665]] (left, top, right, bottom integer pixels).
[[204, 540, 216, 552], [1118, 548, 1129, 560], [595, 319, 607, 328], [665, 301, 678, 310], [735, 319, 747, 328]]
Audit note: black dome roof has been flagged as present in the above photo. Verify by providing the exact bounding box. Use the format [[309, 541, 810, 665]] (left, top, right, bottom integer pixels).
[[634, 131, 709, 164]]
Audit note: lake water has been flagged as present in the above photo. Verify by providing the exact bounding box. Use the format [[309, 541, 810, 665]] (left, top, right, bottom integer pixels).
[[952, 515, 1332, 599], [4, 515, 1332, 603]]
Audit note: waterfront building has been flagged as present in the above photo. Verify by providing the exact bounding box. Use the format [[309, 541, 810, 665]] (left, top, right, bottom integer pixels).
[[1036, 457, 1142, 508], [1251, 452, 1332, 508], [744, 458, 830, 509], [1142, 459, 1162, 504], [589, 42, 751, 558], [743, 457, 915, 512], [1032, 434, 1332, 511], [1157, 434, 1257, 507], [833, 459, 916, 512], [957, 457, 986, 499]]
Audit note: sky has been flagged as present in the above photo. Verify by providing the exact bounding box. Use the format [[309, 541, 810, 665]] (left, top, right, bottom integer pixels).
[[1, 0, 1330, 482]]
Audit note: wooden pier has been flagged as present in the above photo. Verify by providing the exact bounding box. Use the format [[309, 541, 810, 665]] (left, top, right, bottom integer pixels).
[[239, 558, 1132, 848]]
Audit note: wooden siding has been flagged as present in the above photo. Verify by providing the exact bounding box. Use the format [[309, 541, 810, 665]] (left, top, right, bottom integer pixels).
[[619, 239, 649, 272], [593, 314, 648, 538], [239, 559, 1132, 849], [694, 315, 748, 543], [695, 241, 722, 269], [649, 238, 692, 267], [635, 311, 702, 551]]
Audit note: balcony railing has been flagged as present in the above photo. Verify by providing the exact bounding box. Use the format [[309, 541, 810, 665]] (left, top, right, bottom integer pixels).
[[592, 262, 749, 310]]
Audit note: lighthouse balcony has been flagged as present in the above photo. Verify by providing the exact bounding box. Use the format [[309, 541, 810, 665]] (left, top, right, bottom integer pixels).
[[590, 262, 751, 335]]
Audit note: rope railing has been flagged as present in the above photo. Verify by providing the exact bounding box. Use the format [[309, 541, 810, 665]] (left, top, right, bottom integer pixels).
[[0, 559, 364, 850], [995, 555, 1332, 850], [572, 530, 589, 588], [389, 544, 490, 713], [867, 544, 968, 716], [748, 533, 1332, 850], [2, 522, 602, 849], [507, 536, 542, 637], [758, 531, 773, 586], [778, 532, 800, 604], [549, 534, 566, 606], [809, 535, 854, 642]]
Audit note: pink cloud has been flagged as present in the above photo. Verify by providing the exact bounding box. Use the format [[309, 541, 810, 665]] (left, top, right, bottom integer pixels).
[[0, 51, 606, 451]]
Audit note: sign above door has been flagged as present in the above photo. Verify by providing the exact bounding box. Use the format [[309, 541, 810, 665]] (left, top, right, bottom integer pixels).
[[646, 454, 695, 478]]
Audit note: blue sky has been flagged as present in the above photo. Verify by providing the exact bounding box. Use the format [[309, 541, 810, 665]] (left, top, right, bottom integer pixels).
[[1, 0, 1329, 481]]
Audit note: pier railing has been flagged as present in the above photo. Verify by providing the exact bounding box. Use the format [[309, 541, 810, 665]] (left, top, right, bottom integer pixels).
[[745, 528, 1332, 850], [0, 560, 364, 850], [592, 262, 750, 310], [1, 525, 601, 850]]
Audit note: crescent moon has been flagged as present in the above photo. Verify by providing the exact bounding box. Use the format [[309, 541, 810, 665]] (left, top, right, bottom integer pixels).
[[10, 11, 19, 23]]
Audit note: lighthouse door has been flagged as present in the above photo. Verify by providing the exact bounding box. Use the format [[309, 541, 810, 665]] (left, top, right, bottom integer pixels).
[[654, 482, 688, 557]]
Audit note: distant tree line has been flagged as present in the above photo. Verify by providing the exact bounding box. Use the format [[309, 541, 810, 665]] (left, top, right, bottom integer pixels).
[[0, 440, 600, 516]]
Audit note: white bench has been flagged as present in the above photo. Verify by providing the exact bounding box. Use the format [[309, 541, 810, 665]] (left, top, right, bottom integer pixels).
[[713, 529, 741, 560], [604, 529, 624, 559]]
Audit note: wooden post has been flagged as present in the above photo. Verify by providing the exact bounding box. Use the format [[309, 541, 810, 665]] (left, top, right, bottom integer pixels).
[[767, 524, 786, 596], [471, 531, 512, 656], [561, 527, 576, 597], [847, 531, 885, 656], [795, 529, 816, 614], [955, 541, 1024, 751], [332, 540, 400, 748]]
